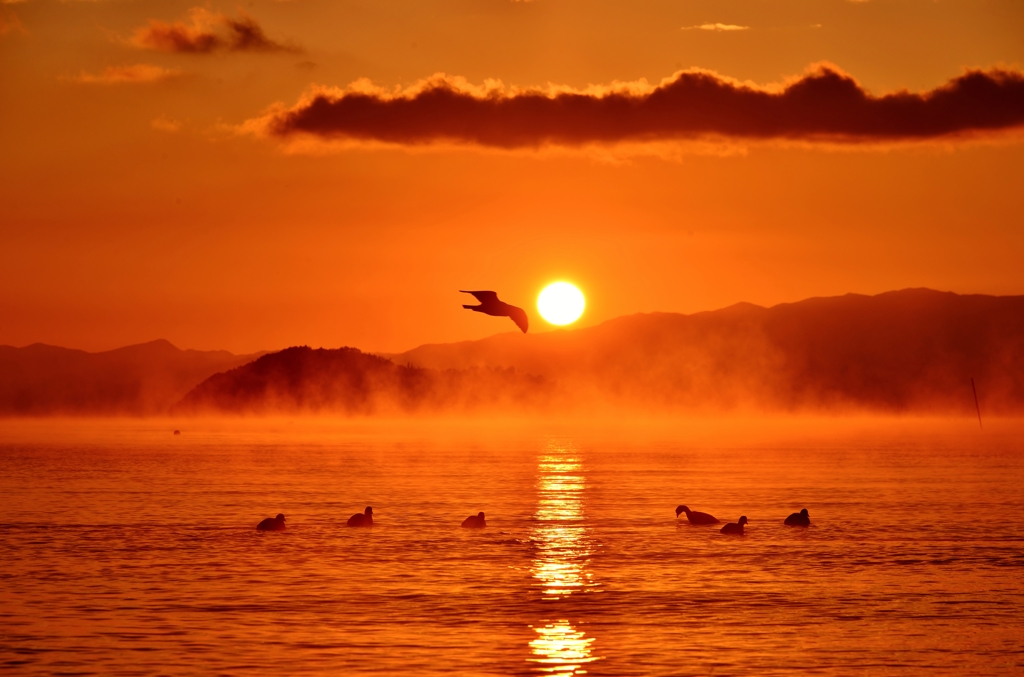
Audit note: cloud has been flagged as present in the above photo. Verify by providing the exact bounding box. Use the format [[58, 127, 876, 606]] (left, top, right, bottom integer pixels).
[[0, 6, 25, 35], [72, 63, 181, 84], [244, 64, 1024, 151], [681, 23, 750, 32], [151, 116, 183, 132], [131, 7, 298, 54]]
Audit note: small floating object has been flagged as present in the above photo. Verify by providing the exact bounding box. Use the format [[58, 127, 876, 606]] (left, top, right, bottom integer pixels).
[[173, 430, 180, 435], [676, 505, 719, 525], [256, 513, 286, 531], [720, 516, 748, 535], [347, 506, 373, 527], [784, 508, 811, 527], [462, 512, 486, 528]]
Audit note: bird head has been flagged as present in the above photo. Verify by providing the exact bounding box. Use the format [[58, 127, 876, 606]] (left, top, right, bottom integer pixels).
[[675, 505, 688, 517]]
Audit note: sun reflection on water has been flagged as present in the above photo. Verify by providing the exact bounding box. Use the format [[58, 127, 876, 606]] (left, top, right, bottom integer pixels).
[[527, 441, 601, 674], [528, 621, 597, 674]]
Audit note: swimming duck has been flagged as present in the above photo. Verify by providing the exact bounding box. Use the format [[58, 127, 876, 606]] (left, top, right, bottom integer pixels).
[[462, 512, 486, 528], [347, 506, 373, 527], [676, 505, 720, 525], [257, 513, 286, 531], [720, 516, 748, 535], [784, 508, 811, 527]]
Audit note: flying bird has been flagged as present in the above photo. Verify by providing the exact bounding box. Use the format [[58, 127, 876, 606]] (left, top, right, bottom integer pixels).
[[461, 290, 528, 333]]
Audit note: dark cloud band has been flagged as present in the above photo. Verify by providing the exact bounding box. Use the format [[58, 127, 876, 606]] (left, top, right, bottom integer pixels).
[[262, 65, 1024, 147], [133, 8, 298, 54]]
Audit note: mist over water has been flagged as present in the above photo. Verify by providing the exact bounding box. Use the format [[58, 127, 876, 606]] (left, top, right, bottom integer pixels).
[[1, 418, 1022, 675]]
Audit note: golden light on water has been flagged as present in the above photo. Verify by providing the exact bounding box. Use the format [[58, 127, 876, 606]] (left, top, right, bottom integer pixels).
[[537, 283, 585, 326], [527, 441, 601, 675], [528, 621, 597, 675]]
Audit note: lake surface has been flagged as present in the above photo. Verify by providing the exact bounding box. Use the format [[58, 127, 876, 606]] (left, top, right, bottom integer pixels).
[[1, 418, 1022, 675]]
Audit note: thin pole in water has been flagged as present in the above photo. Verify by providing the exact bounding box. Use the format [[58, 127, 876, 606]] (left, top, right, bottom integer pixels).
[[971, 377, 983, 430]]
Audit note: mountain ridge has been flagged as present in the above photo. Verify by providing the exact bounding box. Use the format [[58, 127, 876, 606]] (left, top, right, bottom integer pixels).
[[383, 288, 1024, 414], [0, 340, 266, 416], [4, 289, 1023, 415], [171, 346, 552, 415]]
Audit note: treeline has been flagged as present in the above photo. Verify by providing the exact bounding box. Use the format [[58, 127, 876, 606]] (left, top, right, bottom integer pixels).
[[171, 346, 554, 414]]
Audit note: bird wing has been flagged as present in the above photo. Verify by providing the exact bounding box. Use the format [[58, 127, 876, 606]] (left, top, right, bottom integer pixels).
[[508, 305, 529, 333], [460, 290, 499, 303]]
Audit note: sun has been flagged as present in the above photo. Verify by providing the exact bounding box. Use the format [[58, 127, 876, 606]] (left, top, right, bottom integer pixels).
[[537, 282, 585, 326]]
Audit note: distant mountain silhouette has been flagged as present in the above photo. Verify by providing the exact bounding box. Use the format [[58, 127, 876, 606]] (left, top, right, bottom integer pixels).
[[388, 289, 1024, 414], [171, 346, 552, 415], [7, 289, 1023, 416], [0, 340, 263, 415]]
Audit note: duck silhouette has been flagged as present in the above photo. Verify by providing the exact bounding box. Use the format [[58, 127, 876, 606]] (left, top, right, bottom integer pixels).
[[461, 511, 486, 528], [675, 505, 720, 525], [784, 508, 811, 527], [720, 516, 748, 535], [256, 513, 286, 531], [461, 291, 528, 333], [347, 506, 373, 527]]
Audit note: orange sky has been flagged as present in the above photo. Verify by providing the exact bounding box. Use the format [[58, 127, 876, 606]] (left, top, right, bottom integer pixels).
[[1, 0, 1023, 354]]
